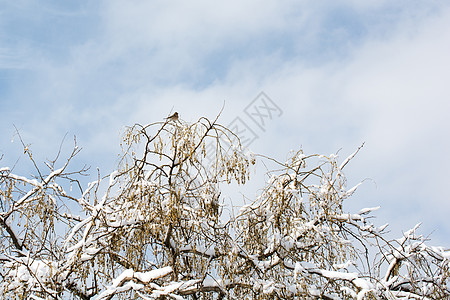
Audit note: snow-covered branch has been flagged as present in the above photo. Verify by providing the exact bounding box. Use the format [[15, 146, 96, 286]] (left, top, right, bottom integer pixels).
[[1, 117, 448, 299]]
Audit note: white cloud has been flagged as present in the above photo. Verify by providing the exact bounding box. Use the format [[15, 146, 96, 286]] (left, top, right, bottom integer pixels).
[[255, 4, 450, 243]]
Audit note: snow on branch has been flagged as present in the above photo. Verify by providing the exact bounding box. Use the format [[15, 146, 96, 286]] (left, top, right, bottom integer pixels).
[[97, 266, 173, 299], [1, 117, 448, 299]]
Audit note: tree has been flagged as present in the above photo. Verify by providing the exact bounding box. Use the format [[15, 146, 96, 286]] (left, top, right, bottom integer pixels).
[[0, 115, 449, 299]]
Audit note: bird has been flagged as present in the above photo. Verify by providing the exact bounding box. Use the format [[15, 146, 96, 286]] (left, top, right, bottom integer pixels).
[[166, 112, 179, 122]]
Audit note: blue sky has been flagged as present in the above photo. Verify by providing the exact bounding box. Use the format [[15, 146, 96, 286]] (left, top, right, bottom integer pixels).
[[1, 1, 450, 245]]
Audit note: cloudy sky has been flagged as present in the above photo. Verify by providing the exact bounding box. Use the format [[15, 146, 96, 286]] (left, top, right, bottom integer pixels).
[[1, 1, 450, 245]]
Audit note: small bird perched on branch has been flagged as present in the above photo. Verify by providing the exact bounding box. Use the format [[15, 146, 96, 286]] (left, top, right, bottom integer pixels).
[[166, 112, 179, 122]]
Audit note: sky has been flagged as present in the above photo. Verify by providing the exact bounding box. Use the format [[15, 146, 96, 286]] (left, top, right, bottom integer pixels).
[[1, 1, 450, 246]]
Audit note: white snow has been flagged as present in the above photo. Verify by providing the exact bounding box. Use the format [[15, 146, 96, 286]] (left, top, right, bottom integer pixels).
[[97, 267, 173, 300], [358, 206, 380, 215]]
